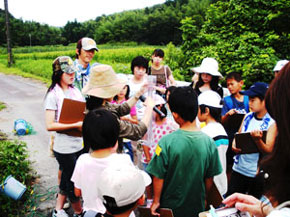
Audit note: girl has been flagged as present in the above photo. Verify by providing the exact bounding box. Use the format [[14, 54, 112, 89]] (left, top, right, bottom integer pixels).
[[111, 84, 138, 160], [192, 57, 224, 98], [150, 49, 176, 95], [44, 56, 84, 217]]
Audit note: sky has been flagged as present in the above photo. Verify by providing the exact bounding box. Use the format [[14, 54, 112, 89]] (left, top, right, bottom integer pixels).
[[0, 0, 166, 27]]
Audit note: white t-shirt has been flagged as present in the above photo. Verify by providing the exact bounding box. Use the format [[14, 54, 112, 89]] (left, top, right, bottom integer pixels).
[[44, 88, 83, 154], [128, 78, 146, 120], [268, 208, 290, 217], [71, 153, 133, 212], [201, 122, 229, 196]]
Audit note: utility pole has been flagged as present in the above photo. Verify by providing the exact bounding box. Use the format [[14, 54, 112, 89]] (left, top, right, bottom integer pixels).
[[4, 0, 13, 67]]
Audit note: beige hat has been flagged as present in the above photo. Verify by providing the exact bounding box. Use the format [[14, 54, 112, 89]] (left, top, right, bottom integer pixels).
[[82, 64, 126, 98], [81, 37, 98, 51]]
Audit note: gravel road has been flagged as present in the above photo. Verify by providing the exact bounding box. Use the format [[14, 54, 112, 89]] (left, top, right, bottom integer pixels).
[[0, 73, 58, 214]]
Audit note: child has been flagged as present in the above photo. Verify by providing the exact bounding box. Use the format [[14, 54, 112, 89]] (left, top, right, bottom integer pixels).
[[128, 56, 149, 121], [141, 94, 178, 206], [44, 56, 84, 217], [84, 164, 151, 217], [71, 109, 134, 214], [146, 86, 222, 217], [226, 82, 275, 198], [221, 72, 249, 174], [112, 84, 138, 161], [149, 49, 176, 95], [273, 59, 288, 78], [198, 90, 229, 196], [192, 57, 224, 98]]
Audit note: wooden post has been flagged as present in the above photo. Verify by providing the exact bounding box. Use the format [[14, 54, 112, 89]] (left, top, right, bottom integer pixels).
[[4, 0, 13, 67]]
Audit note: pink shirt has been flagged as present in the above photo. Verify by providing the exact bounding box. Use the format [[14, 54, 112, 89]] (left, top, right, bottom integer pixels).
[[111, 99, 137, 117]]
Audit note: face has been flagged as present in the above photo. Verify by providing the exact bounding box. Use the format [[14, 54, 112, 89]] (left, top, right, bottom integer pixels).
[[133, 66, 146, 80], [152, 55, 163, 66], [197, 107, 206, 122], [201, 73, 212, 84], [118, 86, 128, 99], [249, 97, 264, 113], [227, 78, 243, 94], [274, 71, 279, 78], [61, 72, 75, 86], [78, 48, 95, 65]]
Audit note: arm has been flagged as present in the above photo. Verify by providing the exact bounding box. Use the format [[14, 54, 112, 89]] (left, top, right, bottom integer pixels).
[[168, 74, 176, 86], [204, 177, 214, 208], [232, 116, 246, 153], [223, 193, 273, 217], [151, 176, 164, 216], [45, 110, 82, 132], [126, 83, 148, 108], [74, 187, 82, 197], [143, 145, 151, 163], [221, 109, 237, 124], [251, 123, 277, 154]]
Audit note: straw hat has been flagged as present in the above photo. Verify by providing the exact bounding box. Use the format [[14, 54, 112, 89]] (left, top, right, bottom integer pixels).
[[191, 57, 223, 78], [82, 64, 126, 98]]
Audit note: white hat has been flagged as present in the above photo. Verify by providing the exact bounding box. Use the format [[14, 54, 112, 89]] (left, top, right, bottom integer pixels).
[[98, 164, 151, 207], [81, 37, 98, 51], [273, 60, 289, 72], [153, 94, 166, 106], [198, 90, 223, 108], [192, 57, 223, 78]]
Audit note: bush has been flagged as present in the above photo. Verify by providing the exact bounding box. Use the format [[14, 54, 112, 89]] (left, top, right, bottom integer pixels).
[[0, 139, 34, 216]]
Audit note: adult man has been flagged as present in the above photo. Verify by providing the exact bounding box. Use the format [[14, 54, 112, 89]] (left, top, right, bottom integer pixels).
[[74, 37, 99, 91]]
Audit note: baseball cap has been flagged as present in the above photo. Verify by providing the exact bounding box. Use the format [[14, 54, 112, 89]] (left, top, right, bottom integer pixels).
[[273, 60, 289, 72], [198, 90, 223, 108], [81, 37, 98, 51], [98, 164, 151, 208], [241, 82, 269, 97], [52, 56, 76, 74]]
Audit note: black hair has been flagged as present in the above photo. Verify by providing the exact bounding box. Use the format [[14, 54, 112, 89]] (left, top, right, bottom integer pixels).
[[82, 109, 120, 151], [168, 86, 198, 122], [226, 72, 243, 82], [75, 38, 82, 59], [103, 196, 137, 215], [131, 56, 149, 74], [165, 86, 177, 102], [113, 85, 130, 101], [156, 104, 168, 119], [199, 105, 222, 122], [152, 49, 164, 58], [86, 95, 104, 111], [195, 74, 223, 98]]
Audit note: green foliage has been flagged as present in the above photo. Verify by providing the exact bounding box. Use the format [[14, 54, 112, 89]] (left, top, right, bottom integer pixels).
[[179, 0, 290, 87], [0, 139, 34, 216], [0, 102, 6, 111]]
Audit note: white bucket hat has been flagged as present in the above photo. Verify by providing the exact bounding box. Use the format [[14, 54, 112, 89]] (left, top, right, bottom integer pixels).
[[192, 57, 223, 78]]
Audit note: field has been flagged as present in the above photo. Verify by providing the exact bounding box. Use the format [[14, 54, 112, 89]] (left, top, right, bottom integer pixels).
[[0, 43, 174, 84]]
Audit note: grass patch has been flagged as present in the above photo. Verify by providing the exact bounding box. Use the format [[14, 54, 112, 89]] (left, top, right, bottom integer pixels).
[[0, 102, 6, 111]]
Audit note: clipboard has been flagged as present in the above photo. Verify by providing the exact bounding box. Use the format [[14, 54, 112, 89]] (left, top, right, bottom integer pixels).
[[58, 98, 86, 137], [223, 113, 245, 132], [235, 130, 267, 154], [199, 207, 251, 217], [138, 207, 173, 217]]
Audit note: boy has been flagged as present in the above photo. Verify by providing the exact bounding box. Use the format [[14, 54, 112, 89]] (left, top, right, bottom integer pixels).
[[74, 37, 99, 91], [198, 90, 229, 196], [226, 82, 275, 197], [71, 109, 134, 213], [146, 86, 222, 217], [84, 164, 151, 217], [221, 72, 249, 173]]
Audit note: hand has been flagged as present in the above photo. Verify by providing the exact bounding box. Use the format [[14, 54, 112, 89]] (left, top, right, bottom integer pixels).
[[227, 109, 237, 116], [232, 142, 242, 154], [222, 193, 272, 217], [136, 82, 149, 97], [150, 201, 160, 216], [251, 130, 263, 141]]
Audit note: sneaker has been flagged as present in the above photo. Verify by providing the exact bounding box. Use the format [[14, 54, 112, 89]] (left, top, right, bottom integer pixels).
[[73, 212, 83, 217], [63, 201, 70, 209], [52, 209, 69, 217]]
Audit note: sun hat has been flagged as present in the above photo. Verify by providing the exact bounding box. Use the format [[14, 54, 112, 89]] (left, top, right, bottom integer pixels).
[[198, 90, 223, 108], [81, 37, 98, 51], [82, 64, 127, 98], [241, 82, 269, 98], [153, 94, 166, 106], [192, 57, 223, 78], [273, 59, 289, 72], [52, 56, 76, 74], [98, 164, 151, 207]]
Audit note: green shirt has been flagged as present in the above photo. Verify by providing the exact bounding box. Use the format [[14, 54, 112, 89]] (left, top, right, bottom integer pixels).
[[146, 129, 222, 217]]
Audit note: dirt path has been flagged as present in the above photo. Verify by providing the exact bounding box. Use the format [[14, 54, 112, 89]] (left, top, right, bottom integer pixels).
[[0, 73, 58, 214]]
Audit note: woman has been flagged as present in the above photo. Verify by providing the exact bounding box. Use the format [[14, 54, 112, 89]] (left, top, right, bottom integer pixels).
[[223, 62, 290, 216], [45, 56, 84, 217]]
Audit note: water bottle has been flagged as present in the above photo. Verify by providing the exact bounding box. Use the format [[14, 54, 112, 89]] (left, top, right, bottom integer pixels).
[[14, 119, 27, 136]]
